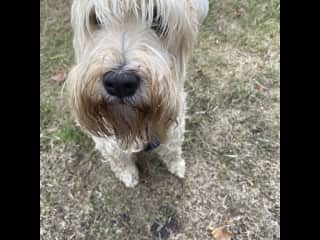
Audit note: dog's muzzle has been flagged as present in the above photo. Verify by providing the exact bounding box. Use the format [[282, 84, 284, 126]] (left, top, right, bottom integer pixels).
[[102, 70, 140, 99]]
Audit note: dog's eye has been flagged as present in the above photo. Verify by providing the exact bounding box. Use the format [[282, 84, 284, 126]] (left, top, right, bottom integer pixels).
[[93, 16, 102, 26], [151, 10, 167, 35], [90, 11, 102, 27], [151, 19, 162, 33]]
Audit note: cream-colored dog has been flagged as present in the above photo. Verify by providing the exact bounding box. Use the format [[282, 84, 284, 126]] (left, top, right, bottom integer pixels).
[[66, 0, 208, 187]]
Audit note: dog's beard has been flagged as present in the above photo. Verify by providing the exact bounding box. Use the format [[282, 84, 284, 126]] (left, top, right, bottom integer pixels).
[[88, 96, 151, 143], [67, 63, 179, 147], [71, 87, 177, 146]]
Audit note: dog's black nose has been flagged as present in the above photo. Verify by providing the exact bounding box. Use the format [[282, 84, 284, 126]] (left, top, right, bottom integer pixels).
[[102, 71, 140, 98]]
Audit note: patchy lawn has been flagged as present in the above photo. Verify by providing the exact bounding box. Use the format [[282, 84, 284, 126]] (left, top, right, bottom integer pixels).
[[40, 0, 280, 239]]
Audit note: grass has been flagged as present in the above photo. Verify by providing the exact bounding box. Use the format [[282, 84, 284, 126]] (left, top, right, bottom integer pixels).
[[40, 0, 280, 239]]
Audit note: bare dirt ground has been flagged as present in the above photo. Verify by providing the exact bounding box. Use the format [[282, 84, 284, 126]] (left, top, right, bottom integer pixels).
[[40, 0, 280, 239]]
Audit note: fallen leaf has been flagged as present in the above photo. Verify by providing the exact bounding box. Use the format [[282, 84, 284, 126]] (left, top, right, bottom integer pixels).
[[246, 178, 254, 187], [196, 69, 204, 78], [51, 71, 66, 83], [211, 227, 232, 240], [224, 218, 231, 225], [234, 10, 241, 17]]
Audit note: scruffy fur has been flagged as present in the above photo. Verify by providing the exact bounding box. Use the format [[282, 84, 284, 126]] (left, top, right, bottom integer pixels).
[[67, 0, 208, 187]]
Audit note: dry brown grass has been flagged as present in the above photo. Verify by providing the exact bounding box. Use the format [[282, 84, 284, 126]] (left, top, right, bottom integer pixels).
[[40, 0, 279, 239]]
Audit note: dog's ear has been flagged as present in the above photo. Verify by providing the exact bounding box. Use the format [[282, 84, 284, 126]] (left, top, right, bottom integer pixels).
[[191, 0, 209, 25]]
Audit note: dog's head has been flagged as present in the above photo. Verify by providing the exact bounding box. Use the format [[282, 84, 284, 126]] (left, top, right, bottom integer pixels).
[[67, 0, 208, 145]]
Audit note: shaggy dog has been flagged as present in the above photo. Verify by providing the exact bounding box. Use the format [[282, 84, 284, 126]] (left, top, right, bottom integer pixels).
[[66, 0, 208, 187]]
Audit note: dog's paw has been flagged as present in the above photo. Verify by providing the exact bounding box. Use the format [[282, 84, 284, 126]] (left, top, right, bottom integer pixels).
[[168, 158, 185, 179], [118, 167, 139, 188]]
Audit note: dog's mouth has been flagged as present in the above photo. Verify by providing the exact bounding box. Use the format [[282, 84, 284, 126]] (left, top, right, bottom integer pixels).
[[101, 94, 149, 115], [104, 96, 134, 106], [101, 88, 145, 107], [113, 98, 126, 105]]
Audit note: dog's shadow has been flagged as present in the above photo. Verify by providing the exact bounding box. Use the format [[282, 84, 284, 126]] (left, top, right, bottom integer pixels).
[[126, 151, 186, 239], [68, 148, 187, 239], [134, 151, 172, 182]]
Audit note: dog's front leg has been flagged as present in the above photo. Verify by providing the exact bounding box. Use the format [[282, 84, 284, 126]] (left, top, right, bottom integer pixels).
[[92, 136, 139, 188], [157, 142, 186, 179], [156, 119, 186, 179]]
